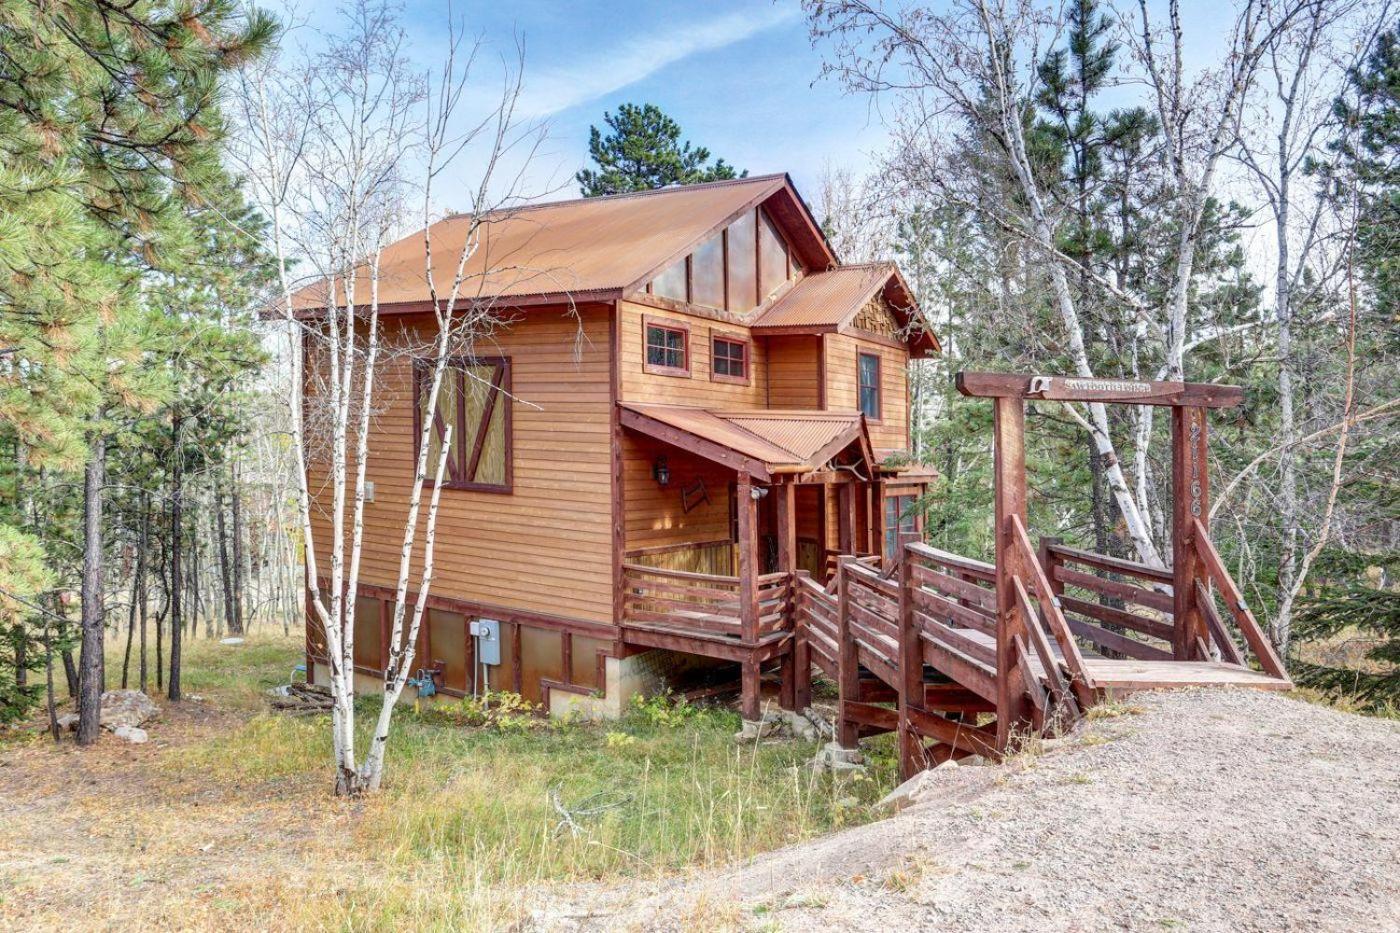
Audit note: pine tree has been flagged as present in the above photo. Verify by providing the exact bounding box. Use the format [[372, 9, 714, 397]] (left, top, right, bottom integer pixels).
[[576, 103, 745, 196]]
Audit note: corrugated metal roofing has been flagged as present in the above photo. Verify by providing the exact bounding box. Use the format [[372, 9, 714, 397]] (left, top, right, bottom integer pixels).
[[619, 403, 868, 474], [291, 174, 819, 309], [748, 264, 893, 330]]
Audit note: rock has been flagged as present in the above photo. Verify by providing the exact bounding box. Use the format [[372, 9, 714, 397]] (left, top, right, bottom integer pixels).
[[876, 768, 947, 813], [809, 741, 866, 774], [934, 758, 959, 771], [111, 725, 148, 744], [734, 718, 780, 742], [56, 713, 79, 732], [219, 637, 245, 646], [98, 690, 159, 731]]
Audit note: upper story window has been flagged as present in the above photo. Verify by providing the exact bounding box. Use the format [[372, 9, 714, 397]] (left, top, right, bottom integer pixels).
[[646, 206, 798, 313], [644, 317, 690, 376], [416, 356, 512, 492], [858, 351, 881, 421], [711, 333, 749, 384]]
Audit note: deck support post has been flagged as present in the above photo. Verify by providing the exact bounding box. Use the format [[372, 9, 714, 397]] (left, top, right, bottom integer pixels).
[[835, 556, 861, 748], [775, 481, 803, 711], [737, 471, 761, 721], [993, 397, 1034, 752], [1171, 406, 1210, 660]]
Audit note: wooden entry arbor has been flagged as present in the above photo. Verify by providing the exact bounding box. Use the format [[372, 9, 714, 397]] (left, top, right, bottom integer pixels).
[[960, 372, 1292, 749], [790, 372, 1294, 779]]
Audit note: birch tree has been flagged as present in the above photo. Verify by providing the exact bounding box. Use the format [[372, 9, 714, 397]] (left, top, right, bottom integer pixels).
[[235, 1, 547, 794]]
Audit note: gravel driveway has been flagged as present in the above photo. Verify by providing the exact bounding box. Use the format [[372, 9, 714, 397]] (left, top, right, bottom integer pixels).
[[542, 689, 1400, 932]]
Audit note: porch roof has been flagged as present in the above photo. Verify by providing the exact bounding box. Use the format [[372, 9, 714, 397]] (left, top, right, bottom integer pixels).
[[619, 403, 873, 482]]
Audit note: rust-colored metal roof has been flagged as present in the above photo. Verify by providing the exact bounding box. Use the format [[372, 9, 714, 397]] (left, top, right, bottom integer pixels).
[[290, 174, 834, 311], [619, 403, 872, 481], [750, 263, 941, 356], [749, 264, 892, 329]]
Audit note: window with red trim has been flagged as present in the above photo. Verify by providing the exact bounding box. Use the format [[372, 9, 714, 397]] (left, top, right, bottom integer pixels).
[[858, 351, 881, 420], [644, 319, 690, 376], [415, 357, 512, 492], [711, 334, 749, 383]]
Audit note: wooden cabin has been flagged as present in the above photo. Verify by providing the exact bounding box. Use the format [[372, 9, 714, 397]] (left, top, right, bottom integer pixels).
[[298, 174, 940, 719]]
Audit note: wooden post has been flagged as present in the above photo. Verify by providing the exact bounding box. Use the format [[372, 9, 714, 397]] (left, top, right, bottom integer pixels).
[[1038, 537, 1064, 600], [775, 481, 799, 711], [871, 480, 886, 564], [737, 472, 761, 721], [896, 553, 925, 778], [993, 397, 1034, 751], [1171, 406, 1210, 660], [776, 481, 796, 574], [835, 556, 860, 748]]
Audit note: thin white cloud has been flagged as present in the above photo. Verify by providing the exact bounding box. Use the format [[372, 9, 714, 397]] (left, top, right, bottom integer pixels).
[[515, 5, 800, 118]]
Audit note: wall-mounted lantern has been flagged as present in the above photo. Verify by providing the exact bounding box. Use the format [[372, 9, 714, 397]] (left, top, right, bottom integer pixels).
[[653, 456, 670, 487]]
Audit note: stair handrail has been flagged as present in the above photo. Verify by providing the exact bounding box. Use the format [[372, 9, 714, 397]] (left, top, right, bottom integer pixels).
[[1009, 515, 1096, 702], [1191, 519, 1290, 682]]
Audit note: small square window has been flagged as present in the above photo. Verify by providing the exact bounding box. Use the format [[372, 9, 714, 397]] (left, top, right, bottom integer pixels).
[[711, 335, 749, 384], [644, 319, 690, 376]]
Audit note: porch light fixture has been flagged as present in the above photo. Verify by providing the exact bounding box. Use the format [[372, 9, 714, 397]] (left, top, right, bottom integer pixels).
[[653, 456, 670, 486], [751, 486, 768, 500]]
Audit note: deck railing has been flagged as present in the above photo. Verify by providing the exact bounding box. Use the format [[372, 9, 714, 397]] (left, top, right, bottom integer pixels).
[[621, 562, 790, 643]]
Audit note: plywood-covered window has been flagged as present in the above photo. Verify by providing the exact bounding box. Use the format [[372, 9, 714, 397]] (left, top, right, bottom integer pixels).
[[644, 317, 690, 376], [352, 595, 383, 672], [426, 608, 469, 694], [416, 357, 512, 492], [711, 333, 749, 384], [858, 351, 881, 420], [758, 210, 789, 299]]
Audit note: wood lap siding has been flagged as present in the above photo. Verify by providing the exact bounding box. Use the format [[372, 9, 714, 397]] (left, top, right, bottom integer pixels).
[[823, 333, 909, 453], [305, 305, 615, 624], [622, 434, 734, 554], [766, 335, 821, 408], [620, 300, 767, 408]]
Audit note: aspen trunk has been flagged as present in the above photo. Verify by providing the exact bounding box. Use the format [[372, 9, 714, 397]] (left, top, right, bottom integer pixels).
[[230, 461, 246, 636]]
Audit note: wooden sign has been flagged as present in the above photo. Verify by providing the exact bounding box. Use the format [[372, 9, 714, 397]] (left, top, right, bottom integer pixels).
[[955, 372, 1244, 409]]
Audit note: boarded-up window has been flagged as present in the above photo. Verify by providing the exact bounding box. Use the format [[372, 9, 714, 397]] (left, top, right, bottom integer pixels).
[[858, 352, 881, 420], [570, 635, 609, 690], [353, 595, 383, 671], [651, 258, 688, 301], [417, 357, 512, 491], [487, 621, 518, 694], [727, 209, 758, 313], [758, 210, 789, 299], [520, 626, 564, 703], [427, 608, 469, 694], [691, 233, 725, 309]]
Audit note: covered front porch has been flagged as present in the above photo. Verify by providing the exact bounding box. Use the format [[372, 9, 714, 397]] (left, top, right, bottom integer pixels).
[[616, 403, 929, 719]]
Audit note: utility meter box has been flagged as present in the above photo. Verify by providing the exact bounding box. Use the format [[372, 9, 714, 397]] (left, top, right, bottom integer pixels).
[[470, 618, 501, 666]]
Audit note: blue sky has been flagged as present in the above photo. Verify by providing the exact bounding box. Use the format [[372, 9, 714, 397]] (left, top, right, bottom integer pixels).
[[277, 1, 894, 202], [274, 0, 1245, 208]]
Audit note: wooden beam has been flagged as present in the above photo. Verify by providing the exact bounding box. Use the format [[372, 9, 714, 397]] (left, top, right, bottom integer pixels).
[[737, 472, 759, 646], [837, 482, 856, 554], [776, 481, 796, 573], [956, 371, 1244, 409], [993, 396, 1034, 750]]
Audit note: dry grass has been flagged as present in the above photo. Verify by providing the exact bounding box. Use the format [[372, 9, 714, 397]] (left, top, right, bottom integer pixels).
[[0, 632, 892, 931]]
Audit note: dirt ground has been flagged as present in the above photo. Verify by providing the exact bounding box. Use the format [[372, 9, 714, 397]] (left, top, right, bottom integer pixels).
[[534, 689, 1400, 932], [0, 698, 366, 931], [3, 687, 1396, 931]]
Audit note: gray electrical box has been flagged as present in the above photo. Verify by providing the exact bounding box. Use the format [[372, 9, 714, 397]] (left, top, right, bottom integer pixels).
[[470, 618, 501, 665]]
